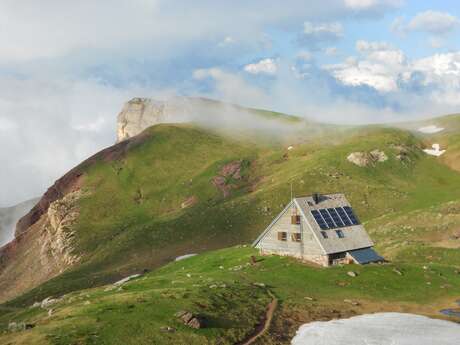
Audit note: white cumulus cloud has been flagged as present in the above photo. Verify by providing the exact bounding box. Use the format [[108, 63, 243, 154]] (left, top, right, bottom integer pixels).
[[244, 58, 278, 75], [326, 41, 405, 92]]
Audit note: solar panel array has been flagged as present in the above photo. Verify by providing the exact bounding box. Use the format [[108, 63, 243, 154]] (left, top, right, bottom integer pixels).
[[310, 207, 359, 230]]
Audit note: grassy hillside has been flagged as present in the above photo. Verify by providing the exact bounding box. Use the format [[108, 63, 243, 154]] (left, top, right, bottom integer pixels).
[[1, 245, 459, 345], [4, 121, 460, 308], [1, 109, 460, 343]]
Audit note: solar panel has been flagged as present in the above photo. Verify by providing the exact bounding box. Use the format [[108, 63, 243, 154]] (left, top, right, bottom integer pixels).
[[335, 207, 352, 226], [343, 206, 360, 225], [311, 206, 360, 230], [327, 208, 345, 227], [311, 210, 329, 230], [319, 209, 335, 229]]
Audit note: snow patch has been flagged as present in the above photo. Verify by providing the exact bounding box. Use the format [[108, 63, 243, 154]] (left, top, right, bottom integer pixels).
[[175, 254, 197, 261], [418, 125, 445, 134], [291, 313, 460, 345], [423, 143, 446, 157], [113, 274, 141, 286]]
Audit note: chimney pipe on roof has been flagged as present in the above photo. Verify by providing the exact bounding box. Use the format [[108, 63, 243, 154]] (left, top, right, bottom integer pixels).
[[313, 193, 321, 204]]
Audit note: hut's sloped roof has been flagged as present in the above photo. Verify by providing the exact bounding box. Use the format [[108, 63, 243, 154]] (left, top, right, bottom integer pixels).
[[294, 194, 374, 254]]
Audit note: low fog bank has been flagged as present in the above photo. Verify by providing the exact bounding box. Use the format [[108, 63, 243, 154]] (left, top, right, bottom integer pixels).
[[0, 198, 39, 247]]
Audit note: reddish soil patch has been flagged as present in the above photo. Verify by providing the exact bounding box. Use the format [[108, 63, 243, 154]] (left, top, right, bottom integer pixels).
[[212, 160, 246, 197]]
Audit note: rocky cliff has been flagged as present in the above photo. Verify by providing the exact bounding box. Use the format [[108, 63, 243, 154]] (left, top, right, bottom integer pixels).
[[0, 191, 82, 303], [117, 97, 195, 142], [0, 198, 39, 247]]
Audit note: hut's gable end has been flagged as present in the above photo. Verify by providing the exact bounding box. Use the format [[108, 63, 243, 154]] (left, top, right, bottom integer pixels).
[[255, 204, 323, 258]]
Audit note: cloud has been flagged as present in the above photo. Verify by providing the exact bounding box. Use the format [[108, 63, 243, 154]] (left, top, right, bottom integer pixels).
[[324, 40, 460, 110], [326, 41, 405, 92], [392, 11, 459, 39], [299, 21, 344, 49], [0, 77, 159, 206], [407, 10, 459, 35], [344, 0, 403, 14], [244, 58, 278, 75]]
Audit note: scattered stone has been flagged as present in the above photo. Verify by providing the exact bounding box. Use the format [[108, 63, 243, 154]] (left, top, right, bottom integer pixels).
[[253, 282, 266, 288], [84, 301, 91, 305], [48, 309, 54, 317], [187, 317, 204, 329], [344, 299, 360, 306], [186, 273, 192, 278], [181, 196, 198, 209], [304, 297, 316, 301], [209, 284, 217, 289], [8, 322, 23, 332], [175, 311, 205, 329], [393, 268, 403, 276], [30, 302, 41, 309], [41, 297, 59, 309], [219, 266, 224, 269], [347, 271, 358, 277], [160, 326, 176, 333]]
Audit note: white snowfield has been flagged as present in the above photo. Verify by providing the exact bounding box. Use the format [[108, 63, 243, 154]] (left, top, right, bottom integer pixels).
[[424, 143, 446, 157], [291, 313, 460, 345], [175, 253, 197, 261], [418, 125, 445, 134]]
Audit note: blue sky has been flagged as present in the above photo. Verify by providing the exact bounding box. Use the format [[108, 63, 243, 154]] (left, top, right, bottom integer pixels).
[[1, 0, 460, 205]]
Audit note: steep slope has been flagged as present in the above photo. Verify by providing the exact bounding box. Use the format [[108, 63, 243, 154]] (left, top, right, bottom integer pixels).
[[4, 121, 460, 306], [0, 198, 39, 247]]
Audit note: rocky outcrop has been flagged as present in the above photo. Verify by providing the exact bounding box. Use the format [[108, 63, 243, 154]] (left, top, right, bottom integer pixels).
[[347, 150, 388, 167], [0, 191, 83, 303], [117, 97, 196, 142], [40, 191, 82, 268]]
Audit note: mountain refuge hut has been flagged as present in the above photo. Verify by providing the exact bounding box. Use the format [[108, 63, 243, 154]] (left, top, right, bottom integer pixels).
[[252, 193, 383, 267]]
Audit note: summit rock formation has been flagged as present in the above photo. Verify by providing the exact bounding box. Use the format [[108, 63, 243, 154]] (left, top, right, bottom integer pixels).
[[117, 97, 199, 142]]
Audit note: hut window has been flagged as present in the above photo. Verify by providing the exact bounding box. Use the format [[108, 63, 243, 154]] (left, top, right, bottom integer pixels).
[[336, 230, 345, 238], [291, 215, 301, 224], [320, 231, 328, 239], [278, 232, 287, 241], [292, 233, 302, 242]]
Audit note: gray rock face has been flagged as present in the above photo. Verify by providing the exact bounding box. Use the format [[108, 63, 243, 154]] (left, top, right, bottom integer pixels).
[[117, 97, 196, 142], [0, 198, 39, 247], [347, 150, 388, 167]]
